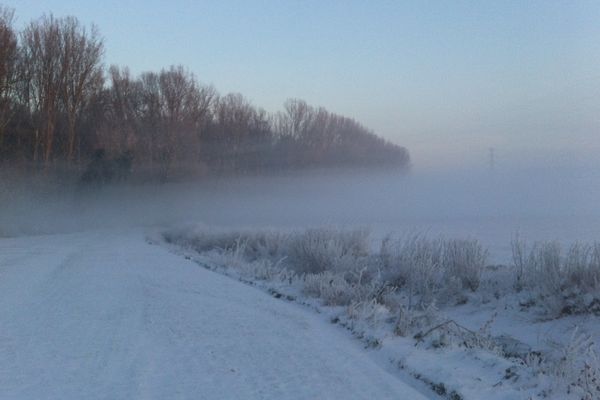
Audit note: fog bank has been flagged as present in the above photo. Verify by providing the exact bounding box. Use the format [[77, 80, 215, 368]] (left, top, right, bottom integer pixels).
[[2, 164, 600, 263]]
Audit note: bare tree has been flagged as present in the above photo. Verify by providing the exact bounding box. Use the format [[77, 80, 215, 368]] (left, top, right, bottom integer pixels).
[[148, 66, 217, 177], [212, 93, 256, 172], [60, 16, 103, 162], [0, 7, 18, 153], [158, 65, 193, 170], [103, 65, 143, 153], [138, 71, 162, 165], [278, 98, 312, 140], [21, 15, 65, 164], [0, 7, 411, 176]]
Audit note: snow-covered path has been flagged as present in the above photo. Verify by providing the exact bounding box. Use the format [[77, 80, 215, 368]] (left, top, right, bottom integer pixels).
[[0, 230, 428, 400]]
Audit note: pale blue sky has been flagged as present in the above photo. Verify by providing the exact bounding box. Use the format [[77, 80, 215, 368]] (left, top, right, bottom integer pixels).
[[4, 0, 600, 169]]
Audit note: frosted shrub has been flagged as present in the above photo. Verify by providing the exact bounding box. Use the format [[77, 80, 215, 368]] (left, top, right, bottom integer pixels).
[[510, 234, 527, 291], [564, 242, 600, 291], [237, 259, 293, 282], [380, 234, 442, 308], [381, 234, 486, 307], [164, 228, 246, 253], [526, 327, 600, 399], [165, 227, 487, 309], [392, 303, 413, 337], [192, 232, 242, 253], [529, 241, 562, 294], [164, 226, 375, 280], [512, 238, 600, 316], [287, 228, 370, 274], [237, 231, 289, 262], [413, 313, 499, 353], [442, 239, 487, 292], [206, 239, 248, 269], [164, 228, 289, 263], [394, 301, 441, 337], [347, 298, 391, 330], [303, 271, 355, 306]]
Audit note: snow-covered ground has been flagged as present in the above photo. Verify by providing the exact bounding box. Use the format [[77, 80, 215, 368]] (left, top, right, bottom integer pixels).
[[3, 167, 600, 399], [162, 226, 600, 400], [0, 229, 430, 400]]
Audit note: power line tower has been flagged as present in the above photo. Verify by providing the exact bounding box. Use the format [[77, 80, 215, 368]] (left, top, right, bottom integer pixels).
[[489, 147, 495, 171]]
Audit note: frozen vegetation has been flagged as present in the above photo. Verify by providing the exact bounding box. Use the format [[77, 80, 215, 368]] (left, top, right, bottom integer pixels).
[[163, 226, 600, 399]]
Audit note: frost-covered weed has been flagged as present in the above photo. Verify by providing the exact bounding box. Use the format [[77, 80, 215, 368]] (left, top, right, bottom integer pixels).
[[525, 327, 600, 399], [511, 233, 527, 291], [237, 259, 293, 282], [164, 226, 380, 306], [163, 227, 288, 263], [380, 234, 486, 307], [302, 269, 379, 306], [393, 301, 441, 337], [287, 228, 370, 274], [166, 228, 490, 317], [442, 239, 487, 292], [166, 227, 372, 274], [511, 238, 600, 316], [236, 231, 290, 262], [303, 271, 352, 305], [347, 298, 392, 332], [164, 228, 241, 253], [380, 234, 442, 307], [202, 240, 247, 270]]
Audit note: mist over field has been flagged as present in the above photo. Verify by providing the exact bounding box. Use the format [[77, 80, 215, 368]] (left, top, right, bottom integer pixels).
[[2, 2, 600, 398], [3, 161, 600, 264]]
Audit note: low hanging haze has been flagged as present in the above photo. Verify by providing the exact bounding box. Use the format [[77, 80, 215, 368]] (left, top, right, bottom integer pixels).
[[6, 0, 600, 170]]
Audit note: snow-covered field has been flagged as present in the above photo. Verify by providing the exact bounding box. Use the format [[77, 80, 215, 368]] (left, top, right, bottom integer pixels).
[[0, 229, 430, 400]]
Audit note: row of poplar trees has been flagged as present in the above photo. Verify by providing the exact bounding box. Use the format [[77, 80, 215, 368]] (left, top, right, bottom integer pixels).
[[0, 7, 410, 179]]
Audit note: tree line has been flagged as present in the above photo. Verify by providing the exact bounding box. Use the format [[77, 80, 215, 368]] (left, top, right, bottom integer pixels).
[[0, 7, 410, 180]]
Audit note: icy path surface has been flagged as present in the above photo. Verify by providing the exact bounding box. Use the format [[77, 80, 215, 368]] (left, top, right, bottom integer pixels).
[[0, 230, 427, 400]]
